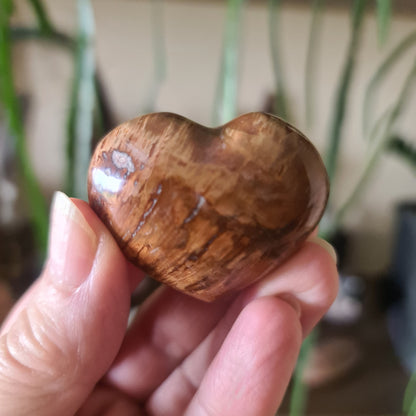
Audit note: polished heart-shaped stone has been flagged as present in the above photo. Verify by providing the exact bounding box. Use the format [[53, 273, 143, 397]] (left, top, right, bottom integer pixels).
[[88, 112, 329, 301]]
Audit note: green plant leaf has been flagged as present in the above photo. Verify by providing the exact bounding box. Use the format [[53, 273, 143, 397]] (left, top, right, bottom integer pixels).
[[92, 73, 114, 138], [0, 4, 48, 253], [27, 0, 54, 34], [269, 0, 289, 121], [10, 25, 112, 145], [388, 136, 416, 172], [142, 0, 166, 114], [288, 330, 318, 416], [404, 371, 416, 416], [324, 0, 367, 186], [9, 23, 112, 185], [324, 56, 416, 239], [66, 54, 80, 196], [212, 0, 246, 125], [66, 0, 96, 200], [363, 29, 416, 137], [376, 0, 391, 47], [11, 25, 75, 48], [1, 0, 13, 21], [304, 0, 325, 129]]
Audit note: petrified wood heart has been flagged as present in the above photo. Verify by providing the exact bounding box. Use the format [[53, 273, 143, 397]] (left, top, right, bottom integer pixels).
[[88, 112, 329, 301]]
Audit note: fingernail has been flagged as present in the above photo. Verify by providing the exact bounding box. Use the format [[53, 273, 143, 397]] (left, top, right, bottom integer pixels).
[[48, 191, 98, 288], [306, 235, 338, 264]]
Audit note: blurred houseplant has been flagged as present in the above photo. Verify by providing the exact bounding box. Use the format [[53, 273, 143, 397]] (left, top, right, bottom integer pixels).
[[1, 0, 416, 414], [0, 0, 127, 295], [265, 1, 416, 414]]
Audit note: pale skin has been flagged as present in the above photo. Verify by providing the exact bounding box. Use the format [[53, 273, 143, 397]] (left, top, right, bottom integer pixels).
[[0, 192, 338, 415]]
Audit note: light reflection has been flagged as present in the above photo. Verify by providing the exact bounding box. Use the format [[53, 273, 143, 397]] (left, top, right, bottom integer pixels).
[[92, 168, 124, 193]]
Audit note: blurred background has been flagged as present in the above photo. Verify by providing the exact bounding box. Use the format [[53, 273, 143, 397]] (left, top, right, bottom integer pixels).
[[1, 0, 416, 414]]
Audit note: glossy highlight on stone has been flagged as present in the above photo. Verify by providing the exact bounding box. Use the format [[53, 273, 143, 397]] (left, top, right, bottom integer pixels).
[[88, 112, 329, 301]]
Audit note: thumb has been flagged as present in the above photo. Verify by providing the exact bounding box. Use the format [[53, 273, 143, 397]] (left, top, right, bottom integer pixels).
[[0, 192, 134, 416]]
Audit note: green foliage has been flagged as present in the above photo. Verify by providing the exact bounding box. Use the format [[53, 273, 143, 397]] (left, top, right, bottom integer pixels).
[[283, 1, 416, 412], [142, 0, 166, 114], [363, 30, 416, 137], [324, 0, 367, 185], [4, 0, 162, 252], [12, 0, 74, 49], [288, 331, 318, 416], [28, 0, 54, 34], [269, 0, 289, 121], [376, 0, 391, 47], [320, 29, 416, 239], [10, 26, 74, 47], [304, 0, 325, 129], [0, 1, 48, 253], [388, 136, 416, 172], [66, 0, 96, 200], [3, 2, 416, 413], [1, 0, 13, 20], [327, 56, 416, 240], [404, 371, 416, 416], [213, 0, 246, 125]]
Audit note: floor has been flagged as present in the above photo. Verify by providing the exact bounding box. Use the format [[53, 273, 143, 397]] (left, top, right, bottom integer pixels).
[[281, 278, 410, 415]]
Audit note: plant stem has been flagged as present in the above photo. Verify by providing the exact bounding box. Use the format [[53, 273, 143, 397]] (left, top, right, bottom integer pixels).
[[212, 0, 246, 125], [26, 0, 96, 198], [25, 0, 111, 140], [404, 370, 416, 415], [376, 0, 391, 48], [0, 4, 48, 253], [388, 136, 416, 171], [289, 331, 318, 416], [325, 0, 367, 185], [304, 0, 325, 129], [269, 0, 289, 121], [331, 136, 386, 236], [27, 0, 54, 34], [11, 26, 75, 49], [326, 57, 416, 238], [362, 29, 416, 137], [11, 25, 111, 142], [93, 72, 113, 137], [65, 51, 79, 196], [142, 0, 166, 114], [70, 0, 96, 200]]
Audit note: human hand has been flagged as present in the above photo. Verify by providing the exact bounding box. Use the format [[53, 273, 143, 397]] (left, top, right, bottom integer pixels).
[[0, 192, 338, 416]]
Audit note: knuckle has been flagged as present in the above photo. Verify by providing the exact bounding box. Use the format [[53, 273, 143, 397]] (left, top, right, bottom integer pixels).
[[0, 304, 78, 395]]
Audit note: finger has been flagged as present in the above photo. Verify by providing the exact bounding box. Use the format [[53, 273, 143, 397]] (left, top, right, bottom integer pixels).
[[310, 227, 319, 237], [185, 296, 302, 416], [145, 238, 337, 414], [252, 235, 338, 336], [75, 386, 143, 416], [144, 292, 250, 415], [105, 286, 231, 399], [107, 236, 337, 403], [72, 198, 146, 292], [0, 192, 144, 416], [1, 199, 145, 335]]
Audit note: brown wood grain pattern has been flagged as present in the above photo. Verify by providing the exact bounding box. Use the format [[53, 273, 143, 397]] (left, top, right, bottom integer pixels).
[[88, 112, 329, 301]]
